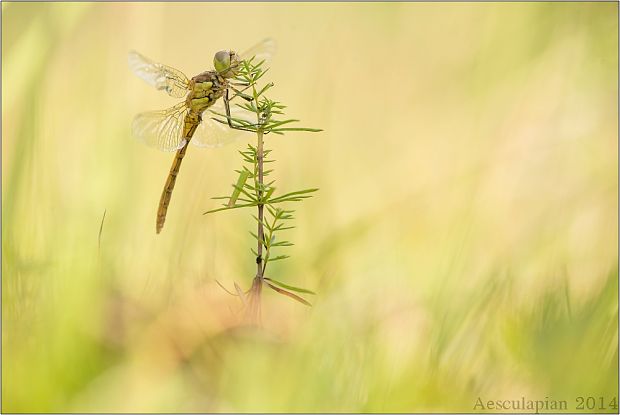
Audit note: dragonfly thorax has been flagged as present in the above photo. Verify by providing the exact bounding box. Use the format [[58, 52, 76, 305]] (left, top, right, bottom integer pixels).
[[187, 70, 227, 115]]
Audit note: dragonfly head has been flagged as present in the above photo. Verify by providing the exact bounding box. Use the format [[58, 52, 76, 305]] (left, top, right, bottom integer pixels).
[[214, 50, 241, 78]]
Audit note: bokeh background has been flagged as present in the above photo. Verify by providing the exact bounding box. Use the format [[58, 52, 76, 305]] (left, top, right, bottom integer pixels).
[[2, 2, 618, 413]]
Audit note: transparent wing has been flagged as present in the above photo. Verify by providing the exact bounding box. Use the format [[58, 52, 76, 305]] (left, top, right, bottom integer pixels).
[[128, 50, 190, 98], [239, 38, 277, 66], [132, 102, 189, 152], [191, 100, 256, 148]]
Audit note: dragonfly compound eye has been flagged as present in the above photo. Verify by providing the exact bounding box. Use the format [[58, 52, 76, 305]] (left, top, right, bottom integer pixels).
[[214, 50, 231, 74], [215, 50, 241, 78]]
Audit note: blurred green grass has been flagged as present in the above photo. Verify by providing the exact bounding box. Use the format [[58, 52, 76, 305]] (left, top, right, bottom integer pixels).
[[2, 2, 618, 412]]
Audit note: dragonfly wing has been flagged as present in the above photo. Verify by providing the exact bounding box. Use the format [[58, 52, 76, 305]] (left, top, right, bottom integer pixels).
[[191, 100, 255, 148], [132, 102, 189, 152], [239, 38, 277, 66], [128, 50, 190, 98]]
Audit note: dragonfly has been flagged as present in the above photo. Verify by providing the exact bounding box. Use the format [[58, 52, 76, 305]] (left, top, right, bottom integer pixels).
[[129, 39, 275, 234]]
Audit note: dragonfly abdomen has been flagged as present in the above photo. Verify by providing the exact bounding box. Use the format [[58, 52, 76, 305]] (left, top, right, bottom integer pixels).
[[155, 114, 201, 234]]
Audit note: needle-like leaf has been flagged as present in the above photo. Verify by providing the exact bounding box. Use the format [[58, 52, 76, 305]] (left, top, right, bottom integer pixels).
[[264, 277, 316, 295], [265, 281, 312, 306], [229, 170, 251, 207]]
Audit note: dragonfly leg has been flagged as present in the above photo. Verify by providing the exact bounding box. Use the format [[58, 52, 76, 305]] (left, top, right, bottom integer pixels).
[[222, 88, 263, 133], [224, 88, 235, 129], [223, 89, 256, 132], [229, 81, 250, 87]]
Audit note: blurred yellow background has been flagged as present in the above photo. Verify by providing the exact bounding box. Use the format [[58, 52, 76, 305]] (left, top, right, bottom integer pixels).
[[2, 2, 618, 412]]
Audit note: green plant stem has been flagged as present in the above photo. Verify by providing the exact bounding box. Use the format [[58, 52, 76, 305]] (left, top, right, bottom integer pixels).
[[256, 129, 264, 280]]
